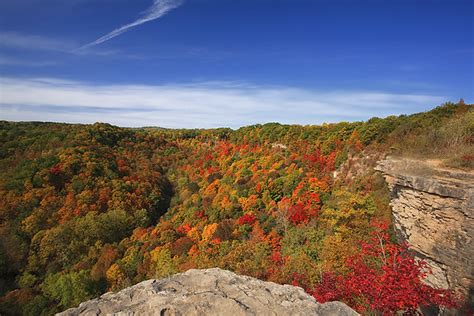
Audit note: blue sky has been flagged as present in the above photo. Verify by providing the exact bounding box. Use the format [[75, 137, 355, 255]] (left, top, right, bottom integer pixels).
[[0, 0, 472, 128]]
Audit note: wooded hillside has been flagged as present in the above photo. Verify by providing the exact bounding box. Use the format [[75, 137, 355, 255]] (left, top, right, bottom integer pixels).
[[0, 102, 471, 315]]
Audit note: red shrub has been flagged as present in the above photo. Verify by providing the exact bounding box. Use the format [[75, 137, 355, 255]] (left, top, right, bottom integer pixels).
[[311, 222, 461, 314]]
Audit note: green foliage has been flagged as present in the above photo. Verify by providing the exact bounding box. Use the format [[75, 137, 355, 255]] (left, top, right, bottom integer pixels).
[[150, 248, 177, 279], [22, 295, 49, 316], [18, 272, 37, 289], [281, 226, 323, 260], [42, 270, 99, 309]]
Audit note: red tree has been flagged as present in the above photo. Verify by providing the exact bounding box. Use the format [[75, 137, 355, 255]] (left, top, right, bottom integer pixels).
[[238, 213, 257, 225], [287, 203, 310, 225], [311, 222, 460, 315]]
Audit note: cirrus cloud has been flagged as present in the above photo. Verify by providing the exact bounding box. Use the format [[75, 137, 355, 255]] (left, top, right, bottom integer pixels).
[[78, 0, 185, 50]]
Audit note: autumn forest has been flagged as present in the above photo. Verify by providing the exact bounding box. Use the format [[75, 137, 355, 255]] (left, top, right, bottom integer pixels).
[[0, 102, 472, 315]]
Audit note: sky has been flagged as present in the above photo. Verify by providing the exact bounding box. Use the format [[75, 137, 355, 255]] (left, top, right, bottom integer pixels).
[[0, 0, 473, 128]]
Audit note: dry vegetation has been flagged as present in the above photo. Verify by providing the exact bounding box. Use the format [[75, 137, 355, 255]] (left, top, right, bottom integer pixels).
[[387, 102, 473, 169]]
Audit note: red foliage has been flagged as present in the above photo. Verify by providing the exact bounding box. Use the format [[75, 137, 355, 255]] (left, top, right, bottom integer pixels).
[[238, 213, 257, 225], [176, 223, 192, 235], [311, 222, 461, 314], [307, 192, 320, 203], [324, 152, 336, 172], [291, 272, 309, 287], [311, 272, 341, 302], [49, 164, 62, 175], [210, 238, 221, 245], [462, 154, 474, 161], [206, 166, 219, 175], [302, 149, 337, 174], [204, 152, 214, 161], [217, 141, 233, 156], [116, 159, 126, 168], [303, 150, 325, 168], [287, 203, 310, 225], [116, 159, 129, 175], [195, 210, 206, 219], [270, 250, 283, 265]]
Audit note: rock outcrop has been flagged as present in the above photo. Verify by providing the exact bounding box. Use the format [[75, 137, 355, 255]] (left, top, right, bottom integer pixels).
[[376, 158, 473, 299], [58, 268, 358, 316]]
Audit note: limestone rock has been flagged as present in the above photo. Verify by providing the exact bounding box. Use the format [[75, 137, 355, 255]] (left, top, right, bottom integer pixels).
[[375, 158, 473, 298], [57, 268, 358, 316]]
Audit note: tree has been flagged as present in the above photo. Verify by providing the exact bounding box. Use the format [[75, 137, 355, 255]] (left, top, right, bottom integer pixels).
[[150, 248, 177, 279], [106, 263, 129, 291], [311, 222, 460, 314], [42, 270, 99, 309]]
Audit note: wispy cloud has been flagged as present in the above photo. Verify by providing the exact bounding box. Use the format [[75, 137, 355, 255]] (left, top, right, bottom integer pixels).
[[0, 31, 130, 58], [79, 0, 184, 50], [0, 77, 447, 128], [0, 31, 75, 52], [0, 55, 58, 67]]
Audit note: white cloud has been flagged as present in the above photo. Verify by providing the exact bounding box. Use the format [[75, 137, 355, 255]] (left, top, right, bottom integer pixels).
[[0, 77, 447, 128], [0, 55, 58, 67], [0, 31, 129, 59], [0, 31, 75, 52], [79, 0, 185, 50], [0, 55, 59, 67]]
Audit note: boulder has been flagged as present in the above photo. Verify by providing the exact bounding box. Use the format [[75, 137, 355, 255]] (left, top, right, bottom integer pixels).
[[58, 268, 358, 316]]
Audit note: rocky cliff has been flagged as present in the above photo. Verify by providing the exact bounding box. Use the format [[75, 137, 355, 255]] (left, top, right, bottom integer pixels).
[[57, 268, 358, 316], [376, 158, 473, 300]]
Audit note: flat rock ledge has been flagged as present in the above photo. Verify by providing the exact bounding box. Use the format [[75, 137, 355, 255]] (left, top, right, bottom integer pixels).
[[57, 268, 358, 316]]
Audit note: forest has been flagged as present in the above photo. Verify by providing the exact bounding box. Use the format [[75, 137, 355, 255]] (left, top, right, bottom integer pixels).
[[0, 102, 472, 315]]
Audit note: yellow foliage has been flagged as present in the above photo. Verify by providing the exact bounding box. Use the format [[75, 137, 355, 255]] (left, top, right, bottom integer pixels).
[[106, 263, 128, 291], [219, 196, 233, 210], [187, 227, 201, 242], [202, 223, 218, 242], [283, 252, 320, 287], [202, 180, 220, 199], [150, 247, 177, 279], [319, 233, 356, 274], [239, 194, 258, 212]]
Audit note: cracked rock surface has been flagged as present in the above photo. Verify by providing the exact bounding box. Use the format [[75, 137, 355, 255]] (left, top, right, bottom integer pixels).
[[376, 158, 473, 298], [57, 268, 358, 316]]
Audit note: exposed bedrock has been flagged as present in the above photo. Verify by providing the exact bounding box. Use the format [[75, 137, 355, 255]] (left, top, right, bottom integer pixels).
[[57, 268, 358, 316], [376, 158, 473, 300]]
